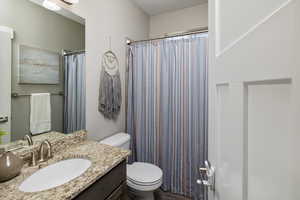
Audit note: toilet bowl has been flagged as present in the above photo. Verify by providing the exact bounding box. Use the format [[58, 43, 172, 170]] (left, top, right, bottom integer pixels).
[[100, 133, 163, 200]]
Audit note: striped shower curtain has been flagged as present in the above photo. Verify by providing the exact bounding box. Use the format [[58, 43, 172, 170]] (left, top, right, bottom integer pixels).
[[127, 33, 208, 200]]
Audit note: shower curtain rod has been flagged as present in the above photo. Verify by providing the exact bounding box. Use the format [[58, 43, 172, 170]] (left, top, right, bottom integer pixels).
[[127, 27, 208, 45], [63, 50, 85, 56]]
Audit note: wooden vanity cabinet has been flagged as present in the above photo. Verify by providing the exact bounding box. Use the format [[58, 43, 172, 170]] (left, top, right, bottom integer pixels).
[[74, 160, 128, 200]]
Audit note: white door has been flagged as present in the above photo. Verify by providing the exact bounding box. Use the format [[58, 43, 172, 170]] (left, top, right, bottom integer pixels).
[[207, 0, 300, 200], [0, 26, 13, 144]]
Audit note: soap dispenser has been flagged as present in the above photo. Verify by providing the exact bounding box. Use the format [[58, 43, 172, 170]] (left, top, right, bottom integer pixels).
[[0, 148, 23, 182]]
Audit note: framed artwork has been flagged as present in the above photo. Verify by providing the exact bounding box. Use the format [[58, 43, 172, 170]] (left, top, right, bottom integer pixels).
[[19, 45, 60, 84]]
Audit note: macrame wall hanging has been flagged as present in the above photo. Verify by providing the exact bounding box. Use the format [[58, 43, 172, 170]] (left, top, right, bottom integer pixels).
[[98, 38, 122, 120]]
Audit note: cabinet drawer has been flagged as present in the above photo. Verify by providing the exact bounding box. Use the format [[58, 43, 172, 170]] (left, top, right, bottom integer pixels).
[[74, 160, 126, 200]]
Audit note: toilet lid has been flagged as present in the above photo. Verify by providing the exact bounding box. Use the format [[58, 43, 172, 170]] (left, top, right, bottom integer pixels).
[[127, 162, 163, 184]]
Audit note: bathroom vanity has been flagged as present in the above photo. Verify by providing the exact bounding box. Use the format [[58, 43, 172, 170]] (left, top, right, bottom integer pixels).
[[0, 131, 130, 200]]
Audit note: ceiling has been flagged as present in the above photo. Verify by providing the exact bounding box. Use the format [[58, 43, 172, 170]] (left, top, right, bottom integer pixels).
[[29, 0, 85, 24], [132, 0, 208, 16]]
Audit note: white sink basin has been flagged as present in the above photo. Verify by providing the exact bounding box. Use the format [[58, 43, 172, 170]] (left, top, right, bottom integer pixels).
[[19, 158, 91, 193]]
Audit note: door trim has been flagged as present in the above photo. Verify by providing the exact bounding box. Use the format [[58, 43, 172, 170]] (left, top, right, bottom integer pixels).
[[215, 0, 293, 57], [0, 26, 14, 39]]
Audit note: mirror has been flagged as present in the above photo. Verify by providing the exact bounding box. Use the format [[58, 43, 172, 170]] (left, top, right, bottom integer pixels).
[[0, 0, 85, 145]]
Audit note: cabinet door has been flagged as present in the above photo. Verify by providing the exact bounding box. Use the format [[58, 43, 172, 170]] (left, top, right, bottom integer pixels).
[[106, 182, 128, 200], [74, 160, 126, 200]]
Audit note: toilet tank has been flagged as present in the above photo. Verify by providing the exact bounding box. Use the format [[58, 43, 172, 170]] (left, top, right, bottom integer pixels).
[[100, 133, 130, 150]]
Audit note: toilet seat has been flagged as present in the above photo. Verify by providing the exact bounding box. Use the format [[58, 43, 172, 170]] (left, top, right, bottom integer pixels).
[[127, 176, 162, 186], [127, 162, 163, 191]]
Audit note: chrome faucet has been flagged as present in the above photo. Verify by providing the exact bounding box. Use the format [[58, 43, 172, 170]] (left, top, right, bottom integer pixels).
[[39, 140, 52, 162], [30, 151, 37, 166], [24, 134, 33, 146]]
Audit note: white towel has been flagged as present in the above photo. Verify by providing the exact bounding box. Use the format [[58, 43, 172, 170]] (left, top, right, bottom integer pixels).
[[30, 93, 51, 135]]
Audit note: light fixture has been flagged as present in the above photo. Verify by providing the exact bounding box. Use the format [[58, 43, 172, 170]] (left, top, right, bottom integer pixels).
[[63, 0, 79, 4], [43, 0, 61, 11]]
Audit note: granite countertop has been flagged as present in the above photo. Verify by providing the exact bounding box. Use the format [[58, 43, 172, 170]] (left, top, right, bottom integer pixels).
[[0, 135, 130, 200], [0, 131, 87, 160]]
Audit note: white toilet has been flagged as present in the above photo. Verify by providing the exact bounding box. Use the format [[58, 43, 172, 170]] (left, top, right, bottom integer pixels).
[[100, 133, 163, 200]]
